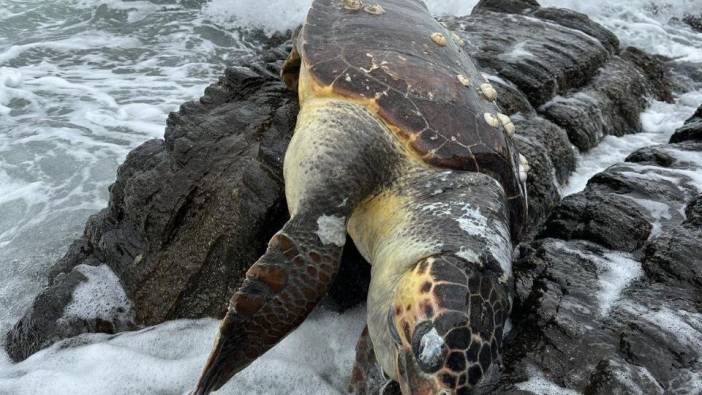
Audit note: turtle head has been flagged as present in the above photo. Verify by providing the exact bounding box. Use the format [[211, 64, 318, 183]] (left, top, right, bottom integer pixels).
[[387, 254, 510, 394]]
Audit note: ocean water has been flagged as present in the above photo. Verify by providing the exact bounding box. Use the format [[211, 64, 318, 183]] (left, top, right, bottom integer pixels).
[[0, 0, 701, 394]]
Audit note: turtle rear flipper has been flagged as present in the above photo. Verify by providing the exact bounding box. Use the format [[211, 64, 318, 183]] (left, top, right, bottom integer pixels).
[[191, 98, 404, 394]]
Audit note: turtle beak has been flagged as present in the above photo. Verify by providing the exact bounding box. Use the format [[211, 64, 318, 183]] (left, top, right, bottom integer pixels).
[[397, 348, 446, 395]]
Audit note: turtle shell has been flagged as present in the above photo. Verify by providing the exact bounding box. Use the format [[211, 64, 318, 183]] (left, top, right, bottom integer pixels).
[[287, 0, 527, 240]]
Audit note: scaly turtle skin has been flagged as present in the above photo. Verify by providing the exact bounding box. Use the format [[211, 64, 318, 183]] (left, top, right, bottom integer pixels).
[[192, 1, 528, 394]]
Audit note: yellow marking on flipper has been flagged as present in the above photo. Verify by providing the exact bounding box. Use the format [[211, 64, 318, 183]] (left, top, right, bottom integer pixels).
[[394, 263, 430, 308], [347, 189, 407, 263], [349, 186, 445, 379]]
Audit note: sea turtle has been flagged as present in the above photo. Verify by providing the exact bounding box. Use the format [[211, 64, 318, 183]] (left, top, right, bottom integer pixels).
[[191, 0, 528, 394]]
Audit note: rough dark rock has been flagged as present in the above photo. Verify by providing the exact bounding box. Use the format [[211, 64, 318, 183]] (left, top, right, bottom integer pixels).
[[448, 7, 671, 153], [510, 114, 578, 235], [450, 11, 611, 108], [490, 77, 536, 117], [642, 224, 702, 291], [6, 270, 89, 362], [620, 47, 674, 103], [530, 7, 620, 54], [682, 14, 702, 33], [471, 0, 540, 15], [670, 105, 702, 143], [489, 134, 702, 394], [538, 192, 652, 252], [588, 162, 694, 208], [540, 50, 670, 151], [103, 63, 300, 325], [515, 116, 576, 185], [685, 194, 702, 227], [514, 134, 561, 236], [625, 147, 676, 167], [491, 232, 701, 394], [640, 192, 702, 292]]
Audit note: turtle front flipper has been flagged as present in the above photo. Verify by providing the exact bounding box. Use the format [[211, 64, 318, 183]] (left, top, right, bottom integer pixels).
[[350, 168, 514, 394], [191, 98, 404, 394]]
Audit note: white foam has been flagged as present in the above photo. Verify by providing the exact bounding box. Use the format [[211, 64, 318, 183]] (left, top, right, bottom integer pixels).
[[0, 306, 366, 395], [63, 264, 134, 323], [607, 360, 664, 395], [624, 196, 673, 237], [596, 252, 644, 316], [540, 0, 702, 62], [560, 244, 644, 315], [563, 91, 702, 196], [516, 368, 581, 395], [669, 368, 702, 395], [621, 162, 702, 195], [621, 303, 702, 350], [499, 41, 536, 61]]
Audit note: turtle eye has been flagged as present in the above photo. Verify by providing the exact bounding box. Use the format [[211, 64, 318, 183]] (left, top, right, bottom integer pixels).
[[387, 307, 402, 345], [411, 321, 447, 373]]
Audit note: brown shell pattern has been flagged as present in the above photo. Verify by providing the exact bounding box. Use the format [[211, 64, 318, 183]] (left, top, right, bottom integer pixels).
[[297, 0, 527, 238]]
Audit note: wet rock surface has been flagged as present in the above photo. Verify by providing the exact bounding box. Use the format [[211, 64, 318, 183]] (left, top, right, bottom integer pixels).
[[670, 105, 702, 143], [6, 6, 694, 395], [492, 133, 702, 392], [537, 191, 652, 252]]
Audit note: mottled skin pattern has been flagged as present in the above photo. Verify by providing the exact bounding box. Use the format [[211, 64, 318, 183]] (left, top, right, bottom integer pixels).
[[349, 163, 513, 395], [191, 0, 526, 394]]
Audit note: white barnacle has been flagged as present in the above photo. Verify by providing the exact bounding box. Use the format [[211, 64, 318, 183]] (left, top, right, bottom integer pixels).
[[497, 113, 515, 136], [418, 328, 445, 366], [343, 0, 363, 11], [519, 154, 530, 172], [431, 32, 448, 47], [316, 215, 346, 247], [363, 4, 385, 15], [457, 74, 471, 87], [484, 112, 500, 128], [479, 83, 497, 101], [519, 165, 529, 183]]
